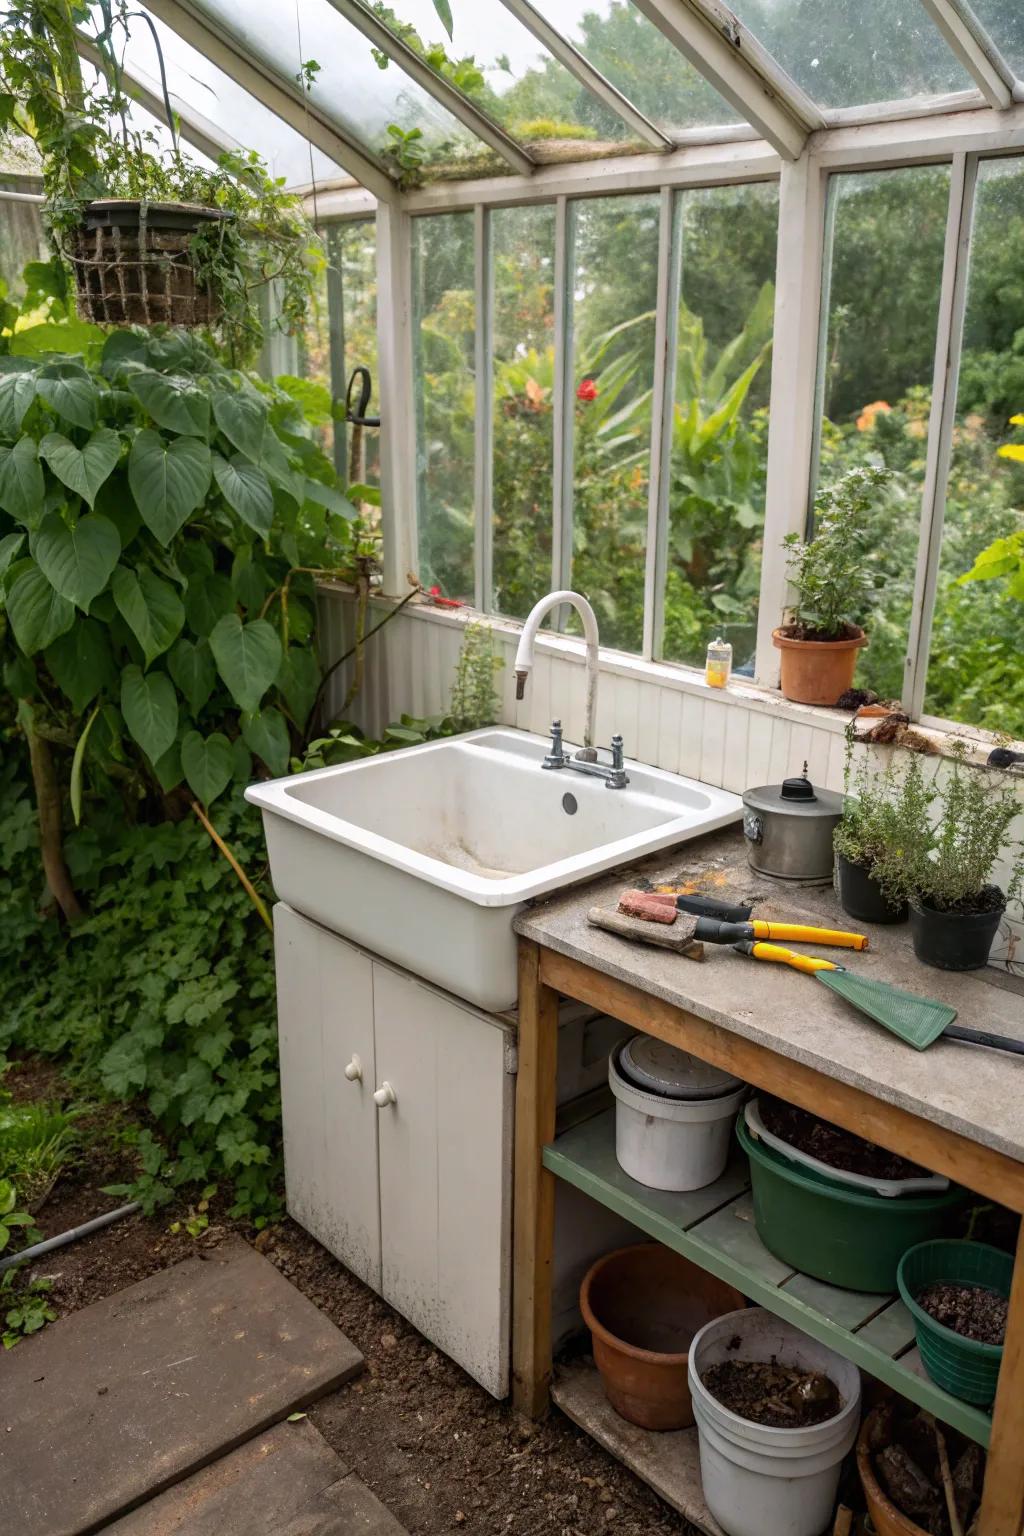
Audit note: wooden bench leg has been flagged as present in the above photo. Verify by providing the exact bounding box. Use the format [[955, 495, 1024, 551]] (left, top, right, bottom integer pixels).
[[979, 1221, 1024, 1535], [512, 939, 559, 1419]]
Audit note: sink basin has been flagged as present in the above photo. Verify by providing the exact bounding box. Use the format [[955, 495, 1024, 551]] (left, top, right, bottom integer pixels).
[[246, 728, 742, 1010]]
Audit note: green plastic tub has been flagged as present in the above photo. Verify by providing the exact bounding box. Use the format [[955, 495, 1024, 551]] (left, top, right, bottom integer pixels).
[[737, 1116, 966, 1294], [897, 1240, 1011, 1405]]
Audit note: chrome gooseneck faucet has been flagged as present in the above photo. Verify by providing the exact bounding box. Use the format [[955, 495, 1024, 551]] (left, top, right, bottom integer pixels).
[[513, 591, 629, 789]]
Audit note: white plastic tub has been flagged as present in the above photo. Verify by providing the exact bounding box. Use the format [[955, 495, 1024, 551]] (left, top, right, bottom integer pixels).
[[688, 1309, 862, 1536], [609, 1048, 747, 1192]]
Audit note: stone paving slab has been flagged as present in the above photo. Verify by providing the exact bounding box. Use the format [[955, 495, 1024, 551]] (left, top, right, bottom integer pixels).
[[0, 1239, 363, 1536], [105, 1419, 407, 1536]]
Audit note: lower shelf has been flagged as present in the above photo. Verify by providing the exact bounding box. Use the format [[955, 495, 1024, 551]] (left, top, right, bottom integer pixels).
[[552, 1361, 721, 1536], [544, 1109, 993, 1447]]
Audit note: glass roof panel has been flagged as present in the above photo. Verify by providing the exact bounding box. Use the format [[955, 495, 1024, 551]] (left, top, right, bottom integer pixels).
[[80, 57, 216, 170], [727, 0, 973, 110], [968, 0, 1024, 81], [184, 0, 491, 174], [532, 0, 743, 133], [118, 10, 344, 186]]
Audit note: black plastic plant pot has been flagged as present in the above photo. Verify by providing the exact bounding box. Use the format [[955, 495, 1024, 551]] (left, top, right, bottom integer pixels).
[[835, 853, 908, 925], [909, 898, 1005, 972]]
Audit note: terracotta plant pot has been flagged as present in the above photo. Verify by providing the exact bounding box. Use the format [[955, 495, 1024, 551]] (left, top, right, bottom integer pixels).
[[580, 1243, 746, 1431], [773, 625, 868, 706], [856, 1408, 930, 1536]]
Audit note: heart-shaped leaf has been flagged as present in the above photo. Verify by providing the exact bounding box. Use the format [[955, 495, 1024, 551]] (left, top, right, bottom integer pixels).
[[212, 389, 267, 462], [276, 647, 320, 726], [45, 618, 118, 712], [212, 453, 274, 538], [39, 429, 121, 508], [121, 664, 178, 765], [303, 478, 358, 519], [181, 730, 234, 805], [209, 613, 281, 713], [184, 569, 236, 638], [0, 437, 45, 525], [112, 564, 185, 666], [128, 429, 211, 545], [6, 565, 75, 654], [128, 371, 210, 436], [153, 739, 183, 793], [231, 736, 252, 783], [230, 548, 272, 610], [168, 637, 216, 716], [0, 370, 37, 436], [241, 706, 290, 777], [33, 511, 120, 610], [0, 532, 25, 577], [35, 362, 99, 429]]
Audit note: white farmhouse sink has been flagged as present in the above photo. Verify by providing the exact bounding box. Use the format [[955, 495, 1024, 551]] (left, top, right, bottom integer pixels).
[[246, 728, 742, 1010]]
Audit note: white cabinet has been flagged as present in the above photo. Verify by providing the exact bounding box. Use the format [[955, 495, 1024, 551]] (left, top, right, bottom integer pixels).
[[273, 904, 515, 1397]]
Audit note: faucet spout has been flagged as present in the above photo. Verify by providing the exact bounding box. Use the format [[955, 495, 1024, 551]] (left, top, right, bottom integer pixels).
[[513, 590, 600, 748]]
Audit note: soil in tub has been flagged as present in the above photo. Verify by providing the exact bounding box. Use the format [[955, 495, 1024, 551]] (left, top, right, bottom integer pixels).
[[700, 1356, 841, 1428], [917, 1281, 1008, 1345], [759, 1095, 929, 1182]]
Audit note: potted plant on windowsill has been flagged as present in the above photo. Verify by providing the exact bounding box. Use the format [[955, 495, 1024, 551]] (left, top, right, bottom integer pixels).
[[0, 2, 321, 360], [833, 740, 936, 925], [774, 467, 889, 706]]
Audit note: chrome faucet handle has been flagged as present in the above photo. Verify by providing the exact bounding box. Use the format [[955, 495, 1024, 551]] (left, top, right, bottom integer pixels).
[[610, 734, 624, 772], [543, 719, 566, 770]]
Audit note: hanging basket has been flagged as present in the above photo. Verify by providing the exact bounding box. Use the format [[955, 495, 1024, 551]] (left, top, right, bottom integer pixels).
[[69, 199, 230, 328]]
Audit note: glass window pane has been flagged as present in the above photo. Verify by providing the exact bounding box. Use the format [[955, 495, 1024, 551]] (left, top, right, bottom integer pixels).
[[969, 1, 1024, 81], [413, 212, 475, 600], [728, 0, 971, 109], [491, 204, 556, 620], [569, 193, 660, 653], [814, 166, 950, 703], [924, 157, 1024, 737], [187, 0, 491, 175], [0, 183, 47, 306], [661, 181, 779, 673]]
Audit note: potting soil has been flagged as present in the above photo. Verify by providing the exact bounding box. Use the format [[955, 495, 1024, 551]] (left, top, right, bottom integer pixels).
[[759, 1095, 929, 1181], [917, 1281, 1008, 1345], [700, 1358, 840, 1428]]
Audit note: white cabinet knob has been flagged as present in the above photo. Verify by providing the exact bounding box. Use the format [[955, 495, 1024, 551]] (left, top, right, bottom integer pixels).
[[344, 1055, 362, 1083], [373, 1081, 397, 1109]]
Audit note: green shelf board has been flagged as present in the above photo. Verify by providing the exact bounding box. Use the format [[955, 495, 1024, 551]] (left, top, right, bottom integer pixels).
[[544, 1109, 993, 1447]]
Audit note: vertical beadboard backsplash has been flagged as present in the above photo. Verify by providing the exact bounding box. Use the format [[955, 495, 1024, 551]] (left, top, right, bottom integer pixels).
[[317, 589, 1023, 969]]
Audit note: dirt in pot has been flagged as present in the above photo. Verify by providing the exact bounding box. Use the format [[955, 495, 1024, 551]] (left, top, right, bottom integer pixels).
[[917, 1281, 1008, 1345], [700, 1358, 841, 1428], [867, 1402, 985, 1535], [759, 1095, 930, 1181]]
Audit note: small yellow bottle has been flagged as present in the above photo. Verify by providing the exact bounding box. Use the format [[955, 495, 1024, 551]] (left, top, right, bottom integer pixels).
[[705, 635, 732, 689]]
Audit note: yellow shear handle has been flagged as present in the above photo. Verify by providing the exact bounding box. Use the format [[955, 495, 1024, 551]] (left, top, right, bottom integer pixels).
[[752, 922, 869, 951], [749, 942, 840, 974]]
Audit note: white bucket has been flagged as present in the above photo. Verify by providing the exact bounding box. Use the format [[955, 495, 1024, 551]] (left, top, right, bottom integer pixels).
[[609, 1049, 747, 1192], [688, 1309, 862, 1536]]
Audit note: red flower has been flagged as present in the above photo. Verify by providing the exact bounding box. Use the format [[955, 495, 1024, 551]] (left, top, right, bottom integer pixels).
[[576, 377, 598, 402]]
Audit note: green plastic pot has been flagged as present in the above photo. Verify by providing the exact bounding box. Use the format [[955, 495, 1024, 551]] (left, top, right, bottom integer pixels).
[[897, 1240, 1011, 1405], [737, 1116, 966, 1294]]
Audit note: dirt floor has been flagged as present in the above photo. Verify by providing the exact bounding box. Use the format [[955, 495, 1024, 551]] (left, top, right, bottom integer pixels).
[[5, 1059, 697, 1536]]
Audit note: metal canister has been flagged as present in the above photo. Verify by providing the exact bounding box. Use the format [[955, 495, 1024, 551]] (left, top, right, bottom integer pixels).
[[742, 764, 843, 884]]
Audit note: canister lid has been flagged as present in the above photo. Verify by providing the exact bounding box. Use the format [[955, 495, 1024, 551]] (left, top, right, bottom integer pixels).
[[743, 761, 843, 818], [618, 1036, 743, 1100]]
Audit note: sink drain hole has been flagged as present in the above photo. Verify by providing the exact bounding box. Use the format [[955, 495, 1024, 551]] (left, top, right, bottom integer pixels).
[[562, 792, 578, 816]]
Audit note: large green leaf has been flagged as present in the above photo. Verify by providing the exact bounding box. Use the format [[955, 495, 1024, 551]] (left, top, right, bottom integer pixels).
[[33, 511, 120, 610], [0, 370, 37, 436], [181, 730, 234, 805], [6, 566, 75, 654], [128, 371, 210, 437], [168, 637, 216, 716], [121, 665, 178, 765], [302, 478, 358, 519], [209, 613, 282, 713], [35, 362, 99, 429], [128, 430, 212, 545], [0, 532, 24, 577], [276, 646, 320, 726], [45, 618, 117, 712], [0, 437, 45, 525], [184, 569, 236, 637], [70, 705, 100, 826], [112, 564, 185, 666], [212, 453, 274, 538], [212, 390, 267, 461], [241, 706, 290, 776], [39, 429, 121, 508]]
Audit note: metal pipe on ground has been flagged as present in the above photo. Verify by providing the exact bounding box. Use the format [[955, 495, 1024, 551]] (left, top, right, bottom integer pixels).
[[0, 1201, 141, 1272]]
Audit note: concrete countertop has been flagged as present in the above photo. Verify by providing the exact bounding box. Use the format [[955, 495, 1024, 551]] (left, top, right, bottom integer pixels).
[[514, 827, 1024, 1162]]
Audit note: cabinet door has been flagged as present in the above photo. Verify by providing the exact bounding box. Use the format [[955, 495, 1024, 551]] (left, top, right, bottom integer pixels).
[[372, 963, 514, 1398], [274, 905, 381, 1290]]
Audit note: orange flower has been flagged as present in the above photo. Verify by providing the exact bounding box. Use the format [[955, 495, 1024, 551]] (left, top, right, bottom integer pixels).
[[856, 400, 891, 432]]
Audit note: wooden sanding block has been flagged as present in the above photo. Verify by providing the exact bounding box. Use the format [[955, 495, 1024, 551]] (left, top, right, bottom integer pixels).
[[589, 906, 704, 959]]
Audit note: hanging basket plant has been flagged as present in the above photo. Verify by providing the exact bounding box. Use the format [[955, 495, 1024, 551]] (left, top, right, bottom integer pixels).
[[69, 199, 230, 329]]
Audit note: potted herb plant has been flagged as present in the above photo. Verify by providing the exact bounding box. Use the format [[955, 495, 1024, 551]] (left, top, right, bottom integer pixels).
[[0, 2, 320, 359], [903, 744, 1023, 971], [833, 739, 935, 925], [775, 467, 889, 706]]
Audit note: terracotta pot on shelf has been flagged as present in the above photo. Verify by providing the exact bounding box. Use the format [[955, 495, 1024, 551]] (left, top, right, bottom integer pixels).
[[773, 624, 868, 706], [580, 1243, 746, 1431], [856, 1409, 930, 1536]]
